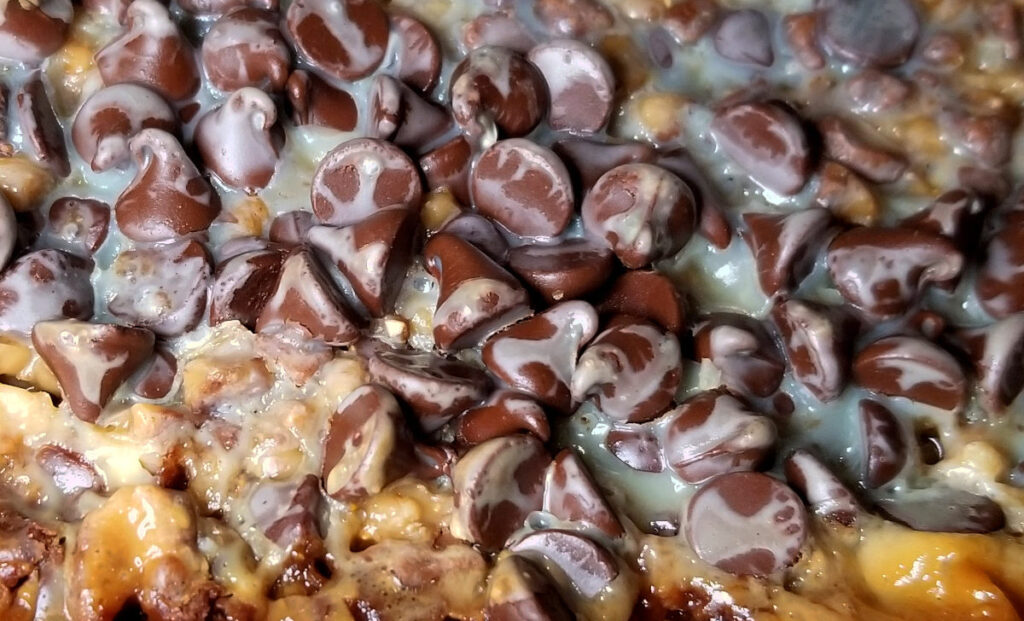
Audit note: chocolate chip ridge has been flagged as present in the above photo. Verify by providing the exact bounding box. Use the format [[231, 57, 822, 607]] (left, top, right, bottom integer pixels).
[[201, 7, 291, 93], [858, 399, 907, 489], [597, 270, 687, 335], [455, 390, 550, 446], [72, 84, 178, 173], [742, 208, 833, 297], [853, 336, 967, 412], [771, 298, 857, 402], [195, 88, 283, 192], [543, 449, 624, 537], [784, 449, 859, 526], [954, 314, 1024, 414]]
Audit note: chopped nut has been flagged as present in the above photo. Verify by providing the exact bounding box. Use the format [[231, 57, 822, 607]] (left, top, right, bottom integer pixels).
[[421, 189, 460, 232], [224, 196, 270, 238], [45, 41, 95, 115], [815, 161, 880, 226], [600, 35, 649, 95], [182, 355, 272, 415], [0, 155, 55, 212], [634, 92, 689, 142]]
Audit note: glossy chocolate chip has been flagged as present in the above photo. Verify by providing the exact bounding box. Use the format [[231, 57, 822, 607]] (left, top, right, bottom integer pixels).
[[684, 472, 807, 577], [201, 8, 290, 93], [107, 240, 211, 337], [269, 211, 314, 246], [321, 384, 415, 501], [134, 346, 177, 400], [449, 46, 547, 140], [543, 450, 623, 537], [439, 213, 509, 263], [178, 0, 276, 15], [784, 449, 858, 526], [605, 425, 663, 472], [0, 0, 70, 64], [389, 14, 442, 94], [528, 40, 615, 134], [486, 555, 572, 621], [249, 474, 329, 594], [368, 348, 492, 432], [857, 399, 907, 490], [819, 116, 907, 184], [783, 12, 825, 70], [71, 84, 177, 173], [714, 10, 773, 66], [741, 208, 832, 297], [45, 197, 110, 257], [507, 240, 613, 304], [462, 13, 536, 54], [694, 314, 785, 399], [664, 0, 719, 44], [977, 219, 1024, 318], [572, 318, 682, 423], [195, 88, 283, 192], [902, 189, 983, 245], [818, 0, 919, 68], [827, 227, 963, 319], [256, 248, 361, 346], [532, 0, 613, 38], [420, 136, 473, 205], [597, 271, 686, 335], [982, 1, 1022, 61], [772, 299, 857, 402], [0, 249, 94, 334], [285, 0, 389, 81], [954, 315, 1024, 413], [483, 301, 599, 413], [509, 529, 620, 602], [451, 434, 550, 550], [114, 129, 220, 242], [663, 390, 777, 484], [209, 246, 286, 328], [36, 445, 105, 497], [32, 320, 155, 422], [711, 101, 811, 196], [285, 70, 359, 132], [16, 74, 69, 177], [845, 70, 910, 113], [455, 390, 550, 445], [424, 233, 532, 351], [874, 488, 1005, 533], [95, 0, 201, 101], [368, 75, 452, 152], [311, 137, 422, 227], [553, 138, 657, 189], [0, 197, 15, 270], [581, 163, 696, 268], [853, 336, 967, 412]]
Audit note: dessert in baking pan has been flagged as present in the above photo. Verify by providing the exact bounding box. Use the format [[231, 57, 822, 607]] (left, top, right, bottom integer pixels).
[[0, 0, 1023, 619]]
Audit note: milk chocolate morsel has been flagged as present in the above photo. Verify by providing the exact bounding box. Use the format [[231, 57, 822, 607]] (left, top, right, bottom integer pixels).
[[482, 301, 599, 413], [195, 88, 283, 192], [819, 116, 908, 184], [901, 189, 983, 245], [845, 70, 910, 113], [449, 46, 547, 139], [0, 249, 94, 335], [45, 197, 111, 257], [472, 139, 574, 238], [581, 163, 696, 268], [321, 384, 415, 501], [36, 445, 105, 498], [135, 347, 177, 400], [711, 102, 810, 196], [424, 233, 532, 351], [256, 249, 361, 346], [390, 14, 442, 94], [32, 320, 155, 422], [178, 0, 277, 15], [0, 0, 71, 64], [368, 348, 492, 432], [269, 211, 314, 246], [209, 247, 287, 328], [955, 315, 1024, 413], [451, 435, 549, 550], [107, 240, 212, 337], [605, 425, 663, 472], [784, 12, 825, 70], [714, 10, 773, 66], [828, 227, 963, 319], [553, 138, 656, 189], [455, 390, 550, 445], [664, 0, 719, 44], [694, 314, 785, 399], [368, 75, 453, 151], [572, 318, 682, 423], [784, 449, 858, 526], [308, 207, 420, 317], [115, 129, 220, 242], [982, 1, 1022, 61], [875, 488, 1005, 534], [16, 75, 69, 177], [420, 136, 473, 205], [507, 240, 613, 304], [486, 555, 572, 621], [741, 208, 832, 297], [532, 0, 613, 39], [286, 70, 358, 132], [310, 138, 422, 227], [977, 219, 1024, 318], [818, 0, 919, 68], [285, 0, 389, 81], [72, 84, 178, 173], [543, 450, 623, 537], [249, 475, 329, 595], [462, 13, 536, 54], [857, 399, 906, 489], [201, 8, 291, 93], [663, 390, 777, 484], [528, 40, 615, 134], [597, 271, 686, 335], [95, 0, 201, 101], [853, 336, 967, 412], [439, 213, 509, 263], [684, 472, 807, 577], [0, 196, 15, 269], [772, 299, 857, 402]]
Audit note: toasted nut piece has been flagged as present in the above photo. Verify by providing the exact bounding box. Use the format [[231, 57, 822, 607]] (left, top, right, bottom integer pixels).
[[0, 155, 54, 212]]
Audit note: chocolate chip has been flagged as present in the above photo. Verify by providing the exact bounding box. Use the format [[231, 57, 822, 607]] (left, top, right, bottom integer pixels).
[[71, 84, 178, 173], [455, 390, 550, 445], [134, 346, 177, 400], [952, 114, 1014, 164], [449, 46, 547, 139], [462, 13, 536, 54], [741, 208, 832, 297], [0, 0, 70, 64], [784, 449, 858, 526], [901, 189, 983, 245], [772, 299, 857, 402], [256, 248, 361, 346], [36, 444, 105, 499], [819, 116, 908, 184], [783, 12, 825, 70], [845, 69, 910, 113], [95, 0, 201, 101], [508, 529, 620, 599], [368, 348, 492, 432], [977, 219, 1024, 318], [694, 314, 785, 399], [655, 148, 734, 249], [507, 240, 613, 305], [853, 336, 967, 412], [533, 0, 612, 38], [597, 270, 687, 336], [874, 488, 1005, 533], [178, 0, 276, 16], [605, 425, 663, 472], [684, 472, 807, 577], [285, 70, 359, 132], [285, 0, 389, 81], [15, 74, 69, 177], [553, 138, 656, 190], [424, 233, 532, 350], [714, 10, 773, 67], [711, 102, 811, 196], [981, 1, 1022, 61], [572, 317, 682, 423], [209, 246, 286, 328], [32, 320, 155, 422], [664, 0, 719, 44], [439, 213, 509, 263], [827, 227, 963, 319], [0, 197, 14, 270], [45, 197, 110, 257], [311, 137, 422, 227], [543, 449, 624, 537], [114, 129, 220, 242], [482, 301, 599, 413], [954, 315, 1024, 413], [201, 8, 290, 93], [368, 75, 452, 152], [195, 88, 283, 192], [818, 0, 919, 68], [857, 399, 907, 488], [420, 136, 473, 206], [389, 14, 442, 94], [486, 555, 572, 621], [663, 390, 776, 483], [528, 40, 615, 134], [0, 249, 94, 335], [581, 163, 696, 268], [452, 435, 549, 550], [107, 240, 211, 337], [268, 211, 313, 246]]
